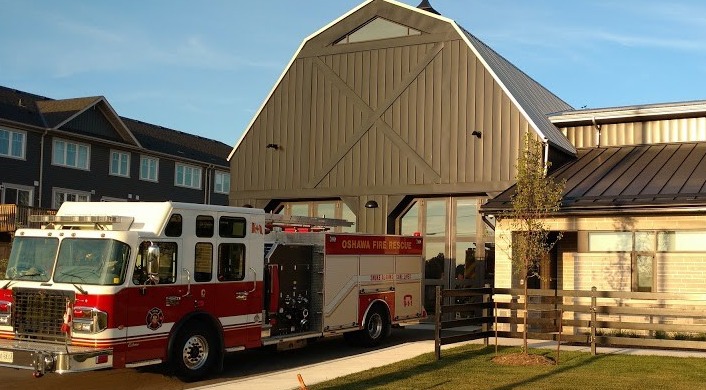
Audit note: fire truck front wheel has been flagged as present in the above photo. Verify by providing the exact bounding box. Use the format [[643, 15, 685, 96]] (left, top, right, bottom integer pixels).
[[172, 322, 217, 381]]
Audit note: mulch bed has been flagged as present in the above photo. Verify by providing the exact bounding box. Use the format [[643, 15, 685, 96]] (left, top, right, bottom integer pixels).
[[491, 352, 556, 366]]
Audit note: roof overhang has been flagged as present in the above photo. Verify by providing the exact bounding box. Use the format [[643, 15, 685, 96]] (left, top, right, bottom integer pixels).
[[550, 101, 706, 126]]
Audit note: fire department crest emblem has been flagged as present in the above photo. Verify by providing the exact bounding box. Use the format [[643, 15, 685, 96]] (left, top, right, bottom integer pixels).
[[146, 307, 164, 330]]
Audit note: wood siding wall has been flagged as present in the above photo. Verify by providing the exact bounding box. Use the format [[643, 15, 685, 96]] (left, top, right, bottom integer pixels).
[[563, 117, 706, 148], [231, 38, 533, 200]]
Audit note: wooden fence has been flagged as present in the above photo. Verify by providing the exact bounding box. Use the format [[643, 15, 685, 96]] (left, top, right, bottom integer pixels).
[[0, 204, 56, 232], [434, 286, 706, 359]]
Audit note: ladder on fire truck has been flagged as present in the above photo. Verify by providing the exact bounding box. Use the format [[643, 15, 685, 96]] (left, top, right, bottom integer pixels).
[[264, 214, 353, 232]]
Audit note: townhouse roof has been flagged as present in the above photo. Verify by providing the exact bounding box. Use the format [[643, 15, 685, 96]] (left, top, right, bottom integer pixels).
[[0, 85, 231, 167]]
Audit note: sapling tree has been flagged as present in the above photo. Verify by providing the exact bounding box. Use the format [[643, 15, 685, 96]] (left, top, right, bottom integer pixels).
[[508, 133, 565, 352]]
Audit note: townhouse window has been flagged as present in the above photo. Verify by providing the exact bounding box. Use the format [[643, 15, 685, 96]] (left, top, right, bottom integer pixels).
[[53, 138, 90, 170], [110, 150, 130, 177], [214, 171, 230, 194], [175, 163, 202, 189], [140, 155, 159, 182], [0, 128, 26, 159], [53, 188, 90, 209]]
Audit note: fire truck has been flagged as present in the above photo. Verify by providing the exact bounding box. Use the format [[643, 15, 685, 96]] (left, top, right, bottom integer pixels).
[[0, 201, 425, 379]]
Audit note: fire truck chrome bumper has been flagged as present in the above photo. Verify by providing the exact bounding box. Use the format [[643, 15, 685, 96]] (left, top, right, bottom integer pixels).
[[0, 338, 112, 374]]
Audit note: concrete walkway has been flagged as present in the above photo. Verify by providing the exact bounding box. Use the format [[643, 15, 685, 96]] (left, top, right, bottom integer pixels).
[[194, 328, 706, 390]]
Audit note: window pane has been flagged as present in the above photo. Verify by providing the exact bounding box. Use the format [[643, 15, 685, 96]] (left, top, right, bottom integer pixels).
[[11, 132, 23, 157], [426, 199, 446, 236], [176, 165, 184, 185], [455, 241, 477, 285], [588, 232, 632, 251], [316, 203, 335, 218], [53, 140, 65, 164], [79, 145, 88, 168], [111, 153, 120, 174], [290, 203, 309, 217], [658, 231, 706, 252], [637, 255, 653, 291], [456, 199, 478, 236], [341, 203, 356, 233], [0, 130, 8, 155], [219, 216, 246, 238], [196, 215, 214, 237], [400, 202, 418, 235], [165, 214, 183, 237], [424, 242, 446, 279], [218, 243, 245, 281], [634, 232, 655, 251], [66, 143, 76, 166], [194, 243, 213, 282]]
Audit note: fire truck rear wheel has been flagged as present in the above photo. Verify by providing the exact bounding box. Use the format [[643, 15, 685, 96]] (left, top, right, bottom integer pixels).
[[359, 306, 390, 347], [172, 322, 216, 380]]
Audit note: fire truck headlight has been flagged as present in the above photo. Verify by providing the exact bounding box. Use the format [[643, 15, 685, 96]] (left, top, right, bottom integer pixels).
[[72, 307, 108, 333], [0, 300, 11, 326]]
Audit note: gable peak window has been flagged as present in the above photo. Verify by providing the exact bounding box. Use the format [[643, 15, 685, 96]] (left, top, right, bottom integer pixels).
[[335, 17, 421, 45]]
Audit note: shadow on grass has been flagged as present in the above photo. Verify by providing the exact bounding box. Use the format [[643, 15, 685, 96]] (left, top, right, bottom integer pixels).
[[312, 345, 610, 390], [490, 349, 608, 390]]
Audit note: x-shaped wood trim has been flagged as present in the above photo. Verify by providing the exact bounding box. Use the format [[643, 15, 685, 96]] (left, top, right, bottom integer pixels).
[[307, 42, 444, 189]]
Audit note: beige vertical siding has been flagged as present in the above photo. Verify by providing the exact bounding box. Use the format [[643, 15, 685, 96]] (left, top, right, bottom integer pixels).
[[231, 36, 532, 197], [562, 117, 706, 148]]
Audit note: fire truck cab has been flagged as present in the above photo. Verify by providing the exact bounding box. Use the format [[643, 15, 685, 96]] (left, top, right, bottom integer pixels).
[[0, 201, 425, 379]]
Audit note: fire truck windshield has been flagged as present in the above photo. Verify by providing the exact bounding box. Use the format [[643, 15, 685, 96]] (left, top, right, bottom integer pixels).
[[53, 238, 131, 286], [4, 236, 58, 282]]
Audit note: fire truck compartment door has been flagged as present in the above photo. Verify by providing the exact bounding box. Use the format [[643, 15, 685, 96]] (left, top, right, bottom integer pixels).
[[393, 255, 424, 320], [323, 255, 359, 330]]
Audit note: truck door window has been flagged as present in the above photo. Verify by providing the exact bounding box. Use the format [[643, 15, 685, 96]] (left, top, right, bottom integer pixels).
[[218, 243, 245, 281], [194, 242, 213, 282], [133, 241, 178, 285], [219, 216, 246, 238], [165, 214, 183, 237], [196, 215, 214, 237]]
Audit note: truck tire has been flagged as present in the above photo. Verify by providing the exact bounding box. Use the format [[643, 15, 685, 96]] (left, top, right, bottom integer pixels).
[[172, 322, 216, 381], [359, 306, 390, 347]]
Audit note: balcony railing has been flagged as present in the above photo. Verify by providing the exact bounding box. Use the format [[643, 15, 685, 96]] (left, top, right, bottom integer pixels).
[[0, 204, 57, 232]]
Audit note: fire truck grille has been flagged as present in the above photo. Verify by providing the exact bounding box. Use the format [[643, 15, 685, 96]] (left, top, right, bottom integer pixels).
[[12, 288, 74, 342]]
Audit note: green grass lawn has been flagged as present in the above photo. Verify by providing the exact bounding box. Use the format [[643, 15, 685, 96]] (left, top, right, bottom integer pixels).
[[310, 344, 706, 390]]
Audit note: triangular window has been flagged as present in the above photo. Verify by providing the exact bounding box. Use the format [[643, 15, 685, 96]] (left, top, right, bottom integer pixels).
[[335, 17, 421, 45]]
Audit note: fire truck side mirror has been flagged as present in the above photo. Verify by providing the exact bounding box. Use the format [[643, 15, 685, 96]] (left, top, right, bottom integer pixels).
[[146, 242, 160, 285]]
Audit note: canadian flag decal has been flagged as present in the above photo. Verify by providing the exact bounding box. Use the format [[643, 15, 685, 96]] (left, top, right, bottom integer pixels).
[[61, 300, 72, 335]]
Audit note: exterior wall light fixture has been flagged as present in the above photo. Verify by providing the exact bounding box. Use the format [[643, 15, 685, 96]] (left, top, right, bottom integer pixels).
[[364, 200, 379, 209], [266, 143, 279, 150]]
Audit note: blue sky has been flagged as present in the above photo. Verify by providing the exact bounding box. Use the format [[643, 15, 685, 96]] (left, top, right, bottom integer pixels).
[[2, 0, 706, 146]]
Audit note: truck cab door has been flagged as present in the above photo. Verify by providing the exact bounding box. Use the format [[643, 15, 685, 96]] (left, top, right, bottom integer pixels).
[[125, 240, 188, 365]]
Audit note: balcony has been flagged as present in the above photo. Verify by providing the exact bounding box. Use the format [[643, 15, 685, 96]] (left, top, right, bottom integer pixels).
[[0, 204, 57, 232]]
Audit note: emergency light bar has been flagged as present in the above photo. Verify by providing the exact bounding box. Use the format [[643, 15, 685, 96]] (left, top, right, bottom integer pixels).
[[28, 215, 134, 230]]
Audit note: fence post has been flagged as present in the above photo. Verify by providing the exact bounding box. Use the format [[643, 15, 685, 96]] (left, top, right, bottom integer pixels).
[[483, 283, 490, 346], [434, 285, 442, 360], [591, 286, 597, 356]]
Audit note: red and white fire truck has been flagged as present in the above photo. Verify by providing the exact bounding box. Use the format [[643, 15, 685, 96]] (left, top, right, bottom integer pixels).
[[0, 201, 425, 379]]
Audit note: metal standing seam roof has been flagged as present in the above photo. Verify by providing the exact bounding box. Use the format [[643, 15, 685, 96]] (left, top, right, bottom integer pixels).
[[459, 27, 576, 156], [482, 142, 706, 214]]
